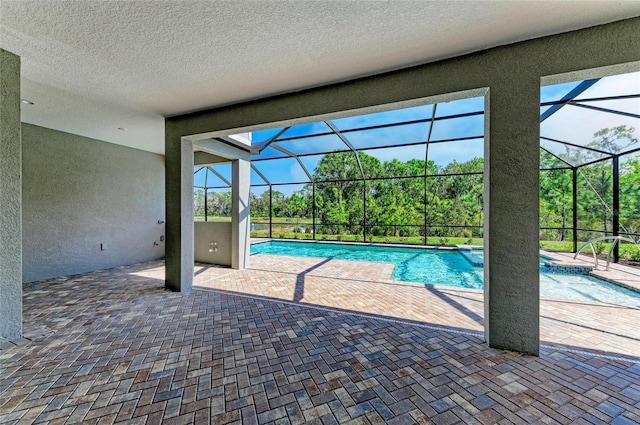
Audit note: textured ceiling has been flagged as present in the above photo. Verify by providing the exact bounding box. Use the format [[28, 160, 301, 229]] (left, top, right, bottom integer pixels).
[[2, 1, 640, 154]]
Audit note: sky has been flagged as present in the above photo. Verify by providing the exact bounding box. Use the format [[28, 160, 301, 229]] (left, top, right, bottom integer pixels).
[[195, 71, 640, 195]]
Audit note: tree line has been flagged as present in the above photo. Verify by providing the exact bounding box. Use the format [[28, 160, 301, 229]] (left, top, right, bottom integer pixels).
[[540, 126, 639, 242], [245, 152, 484, 239], [196, 126, 639, 246]]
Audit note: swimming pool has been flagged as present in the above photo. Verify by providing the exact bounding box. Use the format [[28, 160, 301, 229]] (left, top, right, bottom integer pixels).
[[251, 240, 640, 307], [459, 248, 553, 268]]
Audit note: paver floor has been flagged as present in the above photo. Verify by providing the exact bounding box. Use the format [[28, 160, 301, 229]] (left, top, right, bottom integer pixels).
[[196, 253, 640, 360], [1, 260, 639, 424]]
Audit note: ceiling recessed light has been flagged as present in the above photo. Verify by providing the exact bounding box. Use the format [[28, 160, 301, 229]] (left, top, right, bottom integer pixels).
[[117, 127, 128, 131], [21, 99, 36, 105]]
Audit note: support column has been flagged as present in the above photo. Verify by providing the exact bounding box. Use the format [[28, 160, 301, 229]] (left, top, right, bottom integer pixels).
[[572, 168, 578, 253], [484, 77, 540, 355], [612, 156, 620, 263], [232, 158, 250, 269], [269, 185, 273, 239], [312, 183, 316, 240], [204, 188, 208, 222], [0, 49, 22, 343], [165, 127, 194, 292]]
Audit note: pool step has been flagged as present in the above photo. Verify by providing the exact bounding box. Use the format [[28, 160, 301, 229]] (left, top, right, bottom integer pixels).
[[540, 262, 593, 275], [458, 249, 483, 267], [458, 248, 594, 275]]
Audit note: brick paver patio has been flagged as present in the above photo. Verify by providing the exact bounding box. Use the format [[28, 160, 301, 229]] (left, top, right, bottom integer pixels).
[[1, 259, 639, 424], [196, 253, 640, 359]]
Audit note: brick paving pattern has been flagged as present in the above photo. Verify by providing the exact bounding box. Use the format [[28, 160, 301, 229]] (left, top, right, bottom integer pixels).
[[1, 260, 639, 424], [197, 253, 640, 359]]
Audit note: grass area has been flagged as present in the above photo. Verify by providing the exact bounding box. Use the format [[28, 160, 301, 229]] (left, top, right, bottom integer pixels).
[[539, 240, 573, 251], [539, 240, 640, 261], [195, 216, 231, 222], [249, 228, 482, 246]]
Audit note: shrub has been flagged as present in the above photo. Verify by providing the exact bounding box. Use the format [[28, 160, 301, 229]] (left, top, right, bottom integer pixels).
[[371, 226, 384, 236], [594, 241, 605, 255], [627, 245, 640, 261]]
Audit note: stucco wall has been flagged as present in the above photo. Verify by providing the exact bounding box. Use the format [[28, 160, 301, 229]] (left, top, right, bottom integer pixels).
[[194, 221, 232, 266], [22, 124, 165, 282], [166, 18, 640, 354], [0, 49, 22, 342]]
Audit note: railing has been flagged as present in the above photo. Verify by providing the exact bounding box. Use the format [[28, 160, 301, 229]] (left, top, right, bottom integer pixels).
[[573, 236, 637, 270]]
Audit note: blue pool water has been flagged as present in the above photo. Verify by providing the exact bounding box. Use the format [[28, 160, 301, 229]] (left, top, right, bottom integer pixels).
[[462, 249, 550, 266], [251, 241, 640, 307], [252, 240, 481, 288]]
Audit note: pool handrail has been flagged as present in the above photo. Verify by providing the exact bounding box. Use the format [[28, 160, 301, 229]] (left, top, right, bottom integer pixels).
[[573, 236, 636, 270]]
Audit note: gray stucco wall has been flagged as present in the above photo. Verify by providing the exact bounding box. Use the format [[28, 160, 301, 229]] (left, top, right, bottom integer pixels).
[[166, 18, 640, 355], [22, 124, 165, 282], [194, 221, 232, 266], [0, 49, 22, 343]]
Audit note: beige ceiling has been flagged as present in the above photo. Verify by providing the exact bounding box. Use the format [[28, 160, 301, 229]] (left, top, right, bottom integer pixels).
[[2, 0, 640, 154]]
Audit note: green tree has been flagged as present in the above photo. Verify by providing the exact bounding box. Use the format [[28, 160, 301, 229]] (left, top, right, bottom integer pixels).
[[313, 152, 369, 232], [541, 125, 638, 241], [287, 192, 307, 230], [194, 189, 205, 217], [620, 157, 640, 236], [271, 190, 287, 218], [540, 168, 572, 240], [207, 191, 231, 217], [249, 190, 270, 217], [577, 126, 637, 233], [311, 151, 484, 238]]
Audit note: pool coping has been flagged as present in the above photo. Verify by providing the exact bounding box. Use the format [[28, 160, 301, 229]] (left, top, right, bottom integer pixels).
[[252, 238, 457, 250]]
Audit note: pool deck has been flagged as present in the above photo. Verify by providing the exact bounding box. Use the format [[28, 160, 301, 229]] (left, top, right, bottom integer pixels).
[[2, 259, 640, 424], [253, 239, 640, 293], [196, 251, 640, 360]]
